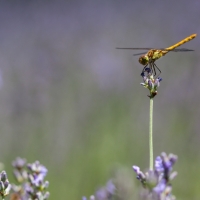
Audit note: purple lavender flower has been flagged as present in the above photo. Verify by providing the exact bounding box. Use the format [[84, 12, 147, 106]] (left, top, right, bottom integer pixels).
[[27, 161, 48, 177], [12, 157, 27, 170], [132, 166, 147, 187], [25, 161, 49, 199], [155, 156, 164, 173], [0, 171, 11, 198], [153, 179, 167, 194], [155, 152, 178, 182], [12, 157, 28, 183], [154, 77, 162, 88], [140, 68, 162, 98], [95, 180, 115, 200], [11, 158, 50, 200], [95, 187, 108, 200], [83, 180, 115, 200], [133, 152, 178, 200], [105, 180, 115, 195]]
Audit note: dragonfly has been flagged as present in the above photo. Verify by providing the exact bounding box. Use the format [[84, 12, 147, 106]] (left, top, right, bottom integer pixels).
[[116, 34, 197, 76]]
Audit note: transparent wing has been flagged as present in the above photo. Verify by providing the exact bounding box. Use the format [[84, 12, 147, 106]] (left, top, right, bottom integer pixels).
[[116, 48, 153, 50], [116, 47, 194, 51], [116, 47, 194, 56], [133, 52, 148, 56], [169, 48, 194, 52]]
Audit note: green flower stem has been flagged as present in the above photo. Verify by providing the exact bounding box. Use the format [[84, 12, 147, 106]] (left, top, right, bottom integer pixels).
[[149, 97, 153, 170]]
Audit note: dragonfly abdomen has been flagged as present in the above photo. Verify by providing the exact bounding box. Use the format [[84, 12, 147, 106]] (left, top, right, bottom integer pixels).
[[165, 34, 197, 51]]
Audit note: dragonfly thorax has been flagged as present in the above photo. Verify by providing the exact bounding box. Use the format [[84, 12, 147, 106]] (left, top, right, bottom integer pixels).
[[139, 55, 149, 65]]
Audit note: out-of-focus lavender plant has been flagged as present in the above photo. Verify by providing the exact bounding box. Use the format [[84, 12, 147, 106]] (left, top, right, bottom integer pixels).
[[12, 157, 27, 184], [11, 158, 49, 200], [82, 167, 137, 200], [82, 152, 178, 200], [0, 171, 11, 199], [133, 152, 178, 200], [82, 180, 116, 200]]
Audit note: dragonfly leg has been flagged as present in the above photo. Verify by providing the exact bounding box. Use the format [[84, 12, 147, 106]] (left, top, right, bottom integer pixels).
[[142, 64, 148, 73], [153, 63, 161, 77], [142, 63, 155, 76], [147, 62, 156, 76], [151, 63, 156, 76]]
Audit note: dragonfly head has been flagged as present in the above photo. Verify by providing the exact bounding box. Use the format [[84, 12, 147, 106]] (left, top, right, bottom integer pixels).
[[139, 55, 149, 65]]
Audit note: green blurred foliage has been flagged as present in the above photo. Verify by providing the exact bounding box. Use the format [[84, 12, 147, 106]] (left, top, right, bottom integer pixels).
[[0, 1, 199, 199]]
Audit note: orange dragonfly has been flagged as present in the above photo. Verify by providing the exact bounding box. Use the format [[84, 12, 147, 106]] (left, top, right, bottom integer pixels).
[[116, 34, 197, 76]]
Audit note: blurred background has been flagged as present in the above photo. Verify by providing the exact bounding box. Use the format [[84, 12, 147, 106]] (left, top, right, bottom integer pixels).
[[0, 0, 199, 199]]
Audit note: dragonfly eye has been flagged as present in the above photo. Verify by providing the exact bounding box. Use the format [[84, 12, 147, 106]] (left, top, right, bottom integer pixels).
[[139, 56, 148, 65]]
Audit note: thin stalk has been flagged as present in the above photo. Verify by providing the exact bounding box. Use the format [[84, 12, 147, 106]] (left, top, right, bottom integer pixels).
[[149, 97, 153, 170]]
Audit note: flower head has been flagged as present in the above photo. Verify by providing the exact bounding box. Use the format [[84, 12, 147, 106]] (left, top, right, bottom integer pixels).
[[11, 158, 50, 200], [0, 171, 11, 198], [133, 152, 178, 200], [12, 157, 28, 183], [140, 68, 162, 98], [155, 153, 178, 181], [25, 161, 49, 199], [82, 180, 115, 200], [95, 180, 115, 200]]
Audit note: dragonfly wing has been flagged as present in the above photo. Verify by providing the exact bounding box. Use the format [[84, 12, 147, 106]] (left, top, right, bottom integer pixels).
[[116, 47, 194, 51], [169, 48, 194, 52], [116, 48, 153, 50], [133, 52, 148, 56]]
